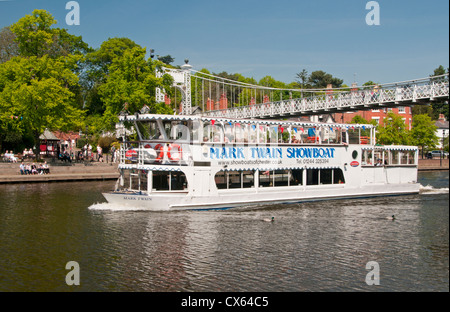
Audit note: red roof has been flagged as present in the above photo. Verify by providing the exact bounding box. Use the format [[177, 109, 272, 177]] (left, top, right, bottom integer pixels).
[[53, 131, 81, 141]]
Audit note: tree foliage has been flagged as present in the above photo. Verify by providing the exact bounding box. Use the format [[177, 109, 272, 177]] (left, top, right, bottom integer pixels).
[[98, 46, 174, 130], [376, 112, 411, 145], [10, 9, 90, 58], [0, 55, 85, 152], [410, 114, 439, 156]]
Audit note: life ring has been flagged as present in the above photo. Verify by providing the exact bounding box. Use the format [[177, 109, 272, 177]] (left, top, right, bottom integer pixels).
[[154, 144, 164, 161], [168, 144, 182, 162]]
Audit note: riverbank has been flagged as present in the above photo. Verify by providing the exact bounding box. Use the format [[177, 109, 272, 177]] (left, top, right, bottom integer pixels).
[[418, 158, 449, 171], [0, 161, 119, 184], [0, 158, 447, 184]]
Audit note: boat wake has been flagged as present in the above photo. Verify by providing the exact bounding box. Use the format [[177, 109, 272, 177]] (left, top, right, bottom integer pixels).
[[419, 184, 449, 195], [88, 202, 168, 211]]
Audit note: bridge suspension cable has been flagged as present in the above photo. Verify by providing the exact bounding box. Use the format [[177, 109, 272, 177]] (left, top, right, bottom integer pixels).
[[190, 69, 449, 116]]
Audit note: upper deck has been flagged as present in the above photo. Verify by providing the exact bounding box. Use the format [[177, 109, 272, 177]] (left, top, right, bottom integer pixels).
[[116, 114, 417, 171], [119, 113, 376, 145]]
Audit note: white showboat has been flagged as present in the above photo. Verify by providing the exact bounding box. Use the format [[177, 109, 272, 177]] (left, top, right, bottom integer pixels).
[[102, 113, 420, 210]]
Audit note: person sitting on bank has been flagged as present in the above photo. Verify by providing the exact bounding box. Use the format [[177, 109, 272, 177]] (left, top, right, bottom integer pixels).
[[19, 162, 26, 175], [31, 163, 38, 175], [42, 161, 50, 174]]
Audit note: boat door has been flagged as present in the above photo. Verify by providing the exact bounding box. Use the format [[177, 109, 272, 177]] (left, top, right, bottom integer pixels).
[[192, 168, 213, 196]]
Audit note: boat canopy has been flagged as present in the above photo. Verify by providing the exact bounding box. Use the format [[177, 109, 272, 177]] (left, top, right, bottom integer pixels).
[[119, 113, 375, 130]]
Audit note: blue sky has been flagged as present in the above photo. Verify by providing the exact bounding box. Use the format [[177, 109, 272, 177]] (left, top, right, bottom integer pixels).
[[1, 0, 448, 86]]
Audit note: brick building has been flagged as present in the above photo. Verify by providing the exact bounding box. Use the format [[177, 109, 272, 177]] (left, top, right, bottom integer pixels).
[[333, 106, 413, 129]]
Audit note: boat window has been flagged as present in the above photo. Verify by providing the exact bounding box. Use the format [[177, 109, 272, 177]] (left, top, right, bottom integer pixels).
[[400, 151, 413, 165], [204, 123, 224, 143], [407, 151, 416, 164], [249, 125, 257, 143], [279, 127, 289, 144], [214, 170, 255, 189], [234, 124, 248, 143], [215, 171, 227, 189], [307, 168, 345, 185], [152, 171, 187, 191], [259, 170, 272, 187], [333, 169, 345, 184], [362, 149, 374, 166], [291, 127, 302, 144], [268, 126, 278, 144], [302, 127, 318, 144], [120, 169, 148, 191], [224, 123, 234, 143], [170, 121, 190, 141], [135, 120, 161, 140], [320, 169, 333, 185], [259, 169, 300, 187], [291, 169, 303, 186], [348, 129, 360, 144], [390, 150, 399, 165], [275, 170, 290, 186], [335, 128, 343, 144], [228, 171, 242, 189], [140, 170, 148, 191], [258, 125, 267, 144], [307, 169, 319, 185]]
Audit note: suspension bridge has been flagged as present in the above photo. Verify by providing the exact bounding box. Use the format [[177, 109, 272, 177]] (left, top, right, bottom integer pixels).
[[156, 63, 449, 119]]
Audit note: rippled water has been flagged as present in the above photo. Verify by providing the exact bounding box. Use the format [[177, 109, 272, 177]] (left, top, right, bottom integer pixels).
[[0, 171, 448, 291]]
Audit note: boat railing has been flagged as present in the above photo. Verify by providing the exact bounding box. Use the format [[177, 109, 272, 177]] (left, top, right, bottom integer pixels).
[[119, 141, 191, 167]]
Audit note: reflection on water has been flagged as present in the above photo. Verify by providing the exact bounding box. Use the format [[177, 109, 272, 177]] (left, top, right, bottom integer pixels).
[[0, 171, 448, 291]]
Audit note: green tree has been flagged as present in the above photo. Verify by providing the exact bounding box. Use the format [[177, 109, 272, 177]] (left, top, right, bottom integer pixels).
[[350, 115, 377, 126], [157, 55, 175, 65], [98, 46, 174, 130], [0, 55, 85, 155], [308, 70, 343, 89], [10, 9, 90, 59], [410, 114, 439, 158], [295, 69, 309, 89], [81, 37, 141, 119], [376, 112, 411, 145]]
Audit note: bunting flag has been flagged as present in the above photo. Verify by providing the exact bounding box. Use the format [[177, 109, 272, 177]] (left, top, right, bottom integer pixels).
[[293, 128, 298, 133], [211, 120, 215, 126], [252, 125, 256, 130], [280, 127, 284, 133], [362, 126, 366, 130]]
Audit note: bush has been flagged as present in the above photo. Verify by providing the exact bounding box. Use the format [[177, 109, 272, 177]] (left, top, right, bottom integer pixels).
[[97, 136, 117, 153]]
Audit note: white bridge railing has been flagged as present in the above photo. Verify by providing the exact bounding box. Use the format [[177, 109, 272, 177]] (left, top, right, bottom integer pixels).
[[204, 74, 449, 119]]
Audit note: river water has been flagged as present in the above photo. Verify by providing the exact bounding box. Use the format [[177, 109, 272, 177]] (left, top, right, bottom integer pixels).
[[0, 171, 448, 292]]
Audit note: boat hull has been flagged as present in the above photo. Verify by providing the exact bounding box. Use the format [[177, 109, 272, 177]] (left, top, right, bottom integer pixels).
[[102, 183, 420, 211]]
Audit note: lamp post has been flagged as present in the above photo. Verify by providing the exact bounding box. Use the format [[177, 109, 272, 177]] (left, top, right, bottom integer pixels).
[[441, 129, 446, 167]]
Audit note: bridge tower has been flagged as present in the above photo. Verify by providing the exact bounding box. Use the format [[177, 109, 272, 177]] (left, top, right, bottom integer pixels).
[[156, 59, 192, 115]]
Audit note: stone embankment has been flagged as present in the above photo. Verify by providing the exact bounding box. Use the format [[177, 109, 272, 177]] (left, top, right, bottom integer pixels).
[[0, 161, 119, 184], [418, 159, 449, 171]]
